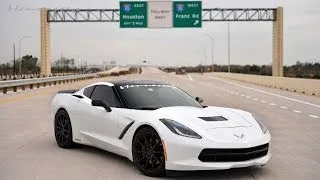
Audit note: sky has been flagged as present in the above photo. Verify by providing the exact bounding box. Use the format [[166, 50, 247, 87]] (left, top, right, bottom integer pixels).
[[0, 0, 320, 67]]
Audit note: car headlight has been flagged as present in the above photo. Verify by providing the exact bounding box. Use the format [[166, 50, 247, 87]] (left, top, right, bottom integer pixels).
[[159, 119, 202, 139], [252, 115, 268, 134]]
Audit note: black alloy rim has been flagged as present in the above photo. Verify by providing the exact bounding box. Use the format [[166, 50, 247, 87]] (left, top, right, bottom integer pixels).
[[55, 113, 70, 145], [134, 131, 164, 172]]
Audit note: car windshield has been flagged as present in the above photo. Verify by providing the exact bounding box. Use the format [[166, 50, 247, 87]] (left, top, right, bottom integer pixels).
[[115, 84, 202, 110]]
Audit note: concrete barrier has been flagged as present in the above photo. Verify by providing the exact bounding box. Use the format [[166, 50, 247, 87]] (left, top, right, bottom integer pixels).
[[98, 67, 130, 75], [97, 67, 134, 77], [213, 72, 320, 96]]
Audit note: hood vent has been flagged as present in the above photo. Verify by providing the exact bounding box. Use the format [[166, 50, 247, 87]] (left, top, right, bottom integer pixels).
[[198, 116, 228, 122]]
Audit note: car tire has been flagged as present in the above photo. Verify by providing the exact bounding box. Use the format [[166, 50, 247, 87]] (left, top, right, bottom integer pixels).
[[54, 109, 74, 148], [132, 127, 166, 177]]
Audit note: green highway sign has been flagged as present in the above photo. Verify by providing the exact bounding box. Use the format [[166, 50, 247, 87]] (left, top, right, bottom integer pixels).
[[119, 1, 202, 28], [120, 1, 147, 28], [173, 1, 202, 28]]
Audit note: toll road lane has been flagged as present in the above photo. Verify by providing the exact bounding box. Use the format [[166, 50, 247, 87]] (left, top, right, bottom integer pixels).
[[1, 67, 320, 179]]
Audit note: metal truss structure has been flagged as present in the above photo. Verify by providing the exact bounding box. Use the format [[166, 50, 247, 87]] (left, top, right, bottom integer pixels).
[[47, 8, 277, 23], [202, 8, 276, 21], [47, 9, 120, 22]]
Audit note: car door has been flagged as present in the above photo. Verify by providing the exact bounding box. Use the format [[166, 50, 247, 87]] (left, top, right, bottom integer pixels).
[[73, 85, 96, 136], [87, 85, 122, 149]]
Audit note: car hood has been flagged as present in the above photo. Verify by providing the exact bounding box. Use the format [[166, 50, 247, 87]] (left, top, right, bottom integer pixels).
[[154, 106, 254, 130], [115, 106, 263, 143]]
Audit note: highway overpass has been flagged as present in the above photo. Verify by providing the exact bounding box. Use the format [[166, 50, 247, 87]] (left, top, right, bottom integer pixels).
[[0, 67, 319, 179]]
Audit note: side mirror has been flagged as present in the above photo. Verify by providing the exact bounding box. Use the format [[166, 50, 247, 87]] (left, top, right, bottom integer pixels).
[[195, 97, 204, 103], [91, 99, 112, 112]]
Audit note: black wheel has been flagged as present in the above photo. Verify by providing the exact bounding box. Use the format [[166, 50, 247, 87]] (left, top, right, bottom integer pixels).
[[54, 109, 74, 148], [132, 127, 166, 177]]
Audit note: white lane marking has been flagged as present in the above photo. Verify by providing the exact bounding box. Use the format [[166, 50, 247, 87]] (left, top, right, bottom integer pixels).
[[207, 76, 320, 108], [246, 96, 251, 98], [309, 115, 319, 119], [293, 110, 302, 114], [260, 100, 266, 103], [269, 103, 277, 106], [176, 75, 192, 81], [188, 74, 194, 81], [253, 98, 259, 101], [280, 106, 288, 109]]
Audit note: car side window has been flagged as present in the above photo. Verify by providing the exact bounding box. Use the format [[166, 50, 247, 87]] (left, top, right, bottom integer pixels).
[[91, 85, 121, 108], [83, 86, 95, 98]]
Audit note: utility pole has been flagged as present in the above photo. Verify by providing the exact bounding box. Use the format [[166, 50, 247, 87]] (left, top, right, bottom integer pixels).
[[60, 52, 63, 69], [19, 40, 21, 73], [13, 44, 16, 76]]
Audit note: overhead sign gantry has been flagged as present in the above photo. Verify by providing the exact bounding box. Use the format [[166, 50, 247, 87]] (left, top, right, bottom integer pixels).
[[41, 2, 283, 77]]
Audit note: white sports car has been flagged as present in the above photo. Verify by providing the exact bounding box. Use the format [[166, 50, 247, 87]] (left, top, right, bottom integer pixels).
[[51, 80, 271, 177]]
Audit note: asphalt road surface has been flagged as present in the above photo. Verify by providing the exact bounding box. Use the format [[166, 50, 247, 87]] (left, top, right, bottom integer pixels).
[[1, 67, 319, 180]]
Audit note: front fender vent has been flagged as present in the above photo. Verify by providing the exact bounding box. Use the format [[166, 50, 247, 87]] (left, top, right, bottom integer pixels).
[[198, 116, 228, 121]]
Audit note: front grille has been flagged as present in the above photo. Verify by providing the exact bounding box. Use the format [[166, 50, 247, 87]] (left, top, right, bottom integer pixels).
[[198, 143, 269, 162]]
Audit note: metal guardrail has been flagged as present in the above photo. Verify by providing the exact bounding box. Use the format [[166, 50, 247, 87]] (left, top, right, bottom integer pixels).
[[0, 74, 96, 94], [0, 73, 80, 81]]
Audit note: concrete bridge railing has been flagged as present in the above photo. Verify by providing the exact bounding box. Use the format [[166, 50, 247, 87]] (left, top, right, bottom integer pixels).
[[213, 72, 320, 96]]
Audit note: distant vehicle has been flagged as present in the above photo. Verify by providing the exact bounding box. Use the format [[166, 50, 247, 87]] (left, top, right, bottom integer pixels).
[[175, 68, 187, 75], [51, 80, 271, 177]]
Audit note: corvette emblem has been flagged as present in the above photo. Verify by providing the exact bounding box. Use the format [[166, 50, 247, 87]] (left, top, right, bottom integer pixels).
[[233, 133, 244, 139]]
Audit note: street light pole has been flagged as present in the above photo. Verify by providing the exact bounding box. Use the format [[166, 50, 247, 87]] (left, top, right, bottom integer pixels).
[[228, 22, 231, 73], [19, 36, 32, 73], [19, 40, 20, 73], [211, 36, 214, 72], [13, 43, 16, 76], [203, 48, 207, 72], [202, 34, 214, 72]]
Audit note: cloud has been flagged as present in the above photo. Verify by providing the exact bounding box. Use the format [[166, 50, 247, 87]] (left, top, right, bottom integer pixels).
[[1, 0, 320, 66]]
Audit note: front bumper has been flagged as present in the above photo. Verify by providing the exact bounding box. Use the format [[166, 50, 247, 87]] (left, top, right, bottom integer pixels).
[[163, 132, 271, 171], [166, 153, 271, 171]]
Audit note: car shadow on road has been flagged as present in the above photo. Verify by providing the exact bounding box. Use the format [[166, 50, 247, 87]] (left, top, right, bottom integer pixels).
[[73, 143, 136, 167], [70, 144, 266, 179], [165, 167, 264, 179]]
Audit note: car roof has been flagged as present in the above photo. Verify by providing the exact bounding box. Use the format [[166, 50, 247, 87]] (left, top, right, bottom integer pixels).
[[109, 80, 169, 87]]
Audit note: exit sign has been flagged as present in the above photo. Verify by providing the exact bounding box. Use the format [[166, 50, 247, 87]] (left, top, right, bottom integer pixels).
[[120, 1, 148, 28], [173, 1, 202, 28], [119, 1, 202, 28]]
